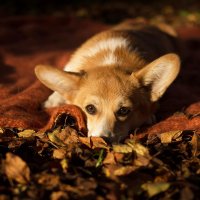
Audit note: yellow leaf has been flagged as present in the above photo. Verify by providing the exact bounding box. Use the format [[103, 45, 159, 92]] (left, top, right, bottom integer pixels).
[[142, 182, 170, 197], [126, 139, 149, 157], [4, 153, 30, 184], [159, 131, 182, 143], [114, 166, 135, 176], [113, 144, 132, 153], [18, 129, 35, 138], [60, 159, 68, 172], [53, 149, 67, 159]]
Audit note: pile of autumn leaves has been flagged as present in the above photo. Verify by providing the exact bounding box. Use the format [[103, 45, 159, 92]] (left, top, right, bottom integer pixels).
[[0, 114, 199, 200]]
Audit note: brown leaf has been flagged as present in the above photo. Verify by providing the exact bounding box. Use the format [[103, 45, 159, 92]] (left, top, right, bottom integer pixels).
[[190, 131, 200, 156], [141, 182, 170, 197], [79, 136, 108, 149], [113, 152, 125, 163], [8, 139, 25, 149], [104, 164, 136, 177], [60, 177, 97, 198], [50, 191, 69, 200], [48, 127, 79, 147], [53, 149, 67, 159], [103, 152, 116, 165], [113, 139, 150, 155], [125, 139, 150, 157], [37, 173, 60, 189], [4, 152, 30, 184], [114, 166, 136, 176], [56, 127, 79, 144], [180, 186, 194, 200], [60, 159, 69, 172], [113, 144, 132, 153], [134, 154, 150, 167], [0, 195, 10, 200]]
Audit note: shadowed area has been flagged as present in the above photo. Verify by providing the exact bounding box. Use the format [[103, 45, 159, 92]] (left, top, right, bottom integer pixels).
[[0, 55, 16, 84]]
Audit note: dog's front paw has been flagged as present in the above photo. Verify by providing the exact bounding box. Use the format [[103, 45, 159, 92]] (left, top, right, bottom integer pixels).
[[43, 92, 66, 108]]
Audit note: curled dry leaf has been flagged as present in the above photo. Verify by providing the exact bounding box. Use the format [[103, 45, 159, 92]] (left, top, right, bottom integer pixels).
[[190, 131, 200, 156], [113, 140, 150, 158], [111, 140, 151, 168], [103, 152, 116, 165], [4, 152, 30, 184], [159, 130, 183, 143], [79, 136, 108, 149], [157, 130, 199, 156], [48, 126, 79, 147]]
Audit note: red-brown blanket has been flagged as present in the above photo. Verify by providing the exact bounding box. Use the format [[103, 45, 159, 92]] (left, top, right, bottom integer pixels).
[[0, 17, 199, 136]]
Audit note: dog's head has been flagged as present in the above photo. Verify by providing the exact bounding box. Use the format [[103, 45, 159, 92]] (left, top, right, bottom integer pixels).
[[35, 53, 180, 142]]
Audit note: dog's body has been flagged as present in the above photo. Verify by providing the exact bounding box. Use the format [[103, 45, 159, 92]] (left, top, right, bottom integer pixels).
[[35, 21, 180, 141]]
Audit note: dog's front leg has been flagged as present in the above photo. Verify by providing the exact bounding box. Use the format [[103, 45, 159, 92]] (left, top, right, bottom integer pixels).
[[43, 91, 66, 108]]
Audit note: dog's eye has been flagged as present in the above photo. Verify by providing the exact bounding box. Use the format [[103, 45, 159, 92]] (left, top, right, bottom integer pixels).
[[116, 107, 131, 117], [85, 104, 97, 115]]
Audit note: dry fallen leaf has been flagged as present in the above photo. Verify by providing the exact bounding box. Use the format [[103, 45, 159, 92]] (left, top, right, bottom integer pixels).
[[180, 186, 194, 200], [113, 139, 150, 154], [141, 182, 170, 197], [113, 166, 136, 176], [103, 164, 136, 178], [103, 152, 116, 165], [48, 127, 79, 147], [37, 173, 60, 189], [17, 129, 36, 138], [126, 139, 150, 157], [53, 148, 67, 159], [159, 130, 182, 143], [113, 144, 132, 153], [134, 154, 150, 167], [4, 152, 30, 184], [79, 136, 108, 149], [50, 191, 69, 200], [0, 194, 10, 200], [190, 131, 200, 156], [60, 158, 69, 172]]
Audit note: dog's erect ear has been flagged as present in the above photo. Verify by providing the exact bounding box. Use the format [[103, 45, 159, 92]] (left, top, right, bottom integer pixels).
[[35, 65, 84, 95], [133, 53, 180, 102]]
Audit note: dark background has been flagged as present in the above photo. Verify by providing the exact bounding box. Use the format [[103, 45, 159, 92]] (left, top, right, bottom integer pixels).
[[0, 0, 199, 24]]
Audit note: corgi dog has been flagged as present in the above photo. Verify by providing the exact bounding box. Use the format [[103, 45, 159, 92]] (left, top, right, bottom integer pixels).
[[35, 21, 180, 142]]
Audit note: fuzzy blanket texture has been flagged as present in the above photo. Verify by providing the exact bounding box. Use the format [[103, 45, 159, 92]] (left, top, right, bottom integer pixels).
[[0, 17, 199, 136]]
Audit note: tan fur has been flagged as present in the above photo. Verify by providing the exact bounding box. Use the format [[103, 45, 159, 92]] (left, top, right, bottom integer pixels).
[[35, 21, 180, 142]]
